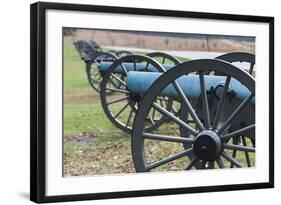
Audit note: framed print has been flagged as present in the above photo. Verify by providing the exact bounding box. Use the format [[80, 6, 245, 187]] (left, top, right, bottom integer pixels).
[[30, 1, 274, 203]]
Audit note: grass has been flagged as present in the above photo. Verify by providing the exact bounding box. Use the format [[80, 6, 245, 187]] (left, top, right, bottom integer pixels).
[[64, 39, 135, 176], [63, 38, 255, 176], [64, 40, 117, 136]]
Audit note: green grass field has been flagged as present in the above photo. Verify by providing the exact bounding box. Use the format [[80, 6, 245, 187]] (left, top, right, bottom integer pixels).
[[64, 38, 133, 175], [63, 38, 191, 175], [63, 38, 255, 176]]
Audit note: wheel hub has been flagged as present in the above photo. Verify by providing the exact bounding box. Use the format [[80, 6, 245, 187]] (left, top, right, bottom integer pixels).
[[130, 93, 142, 102], [193, 130, 222, 161]]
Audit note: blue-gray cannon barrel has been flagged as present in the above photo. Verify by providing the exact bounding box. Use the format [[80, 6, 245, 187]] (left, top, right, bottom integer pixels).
[[98, 62, 175, 73], [126, 71, 255, 105]]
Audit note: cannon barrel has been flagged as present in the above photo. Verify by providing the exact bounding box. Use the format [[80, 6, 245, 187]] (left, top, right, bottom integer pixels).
[[126, 71, 255, 105], [98, 62, 174, 74]]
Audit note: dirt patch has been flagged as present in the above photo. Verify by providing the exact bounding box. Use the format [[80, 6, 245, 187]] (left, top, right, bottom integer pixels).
[[64, 133, 98, 144], [64, 135, 135, 176], [64, 92, 99, 105]]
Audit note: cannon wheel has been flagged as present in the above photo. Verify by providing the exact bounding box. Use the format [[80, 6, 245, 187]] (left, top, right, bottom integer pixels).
[[132, 59, 255, 172], [216, 52, 255, 76], [147, 52, 182, 65], [180, 52, 256, 168], [216, 52, 255, 167], [100, 55, 172, 133], [86, 52, 118, 93]]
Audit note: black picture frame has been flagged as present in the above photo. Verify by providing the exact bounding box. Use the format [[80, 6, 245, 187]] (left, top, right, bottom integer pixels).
[[30, 1, 274, 203]]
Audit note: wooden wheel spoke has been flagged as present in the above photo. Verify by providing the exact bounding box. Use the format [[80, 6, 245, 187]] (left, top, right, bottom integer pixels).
[[221, 152, 243, 168], [110, 73, 127, 87], [145, 62, 149, 71], [147, 114, 155, 125], [218, 93, 254, 134], [125, 102, 135, 128], [172, 81, 204, 131], [106, 87, 129, 94], [223, 143, 255, 152], [143, 133, 194, 144], [162, 56, 166, 64], [146, 148, 193, 171], [120, 63, 128, 74], [199, 71, 211, 128], [222, 124, 255, 142], [216, 157, 225, 168], [113, 101, 131, 119], [185, 157, 199, 170], [241, 136, 251, 167], [152, 102, 198, 136], [249, 63, 254, 75], [213, 76, 231, 129], [133, 60, 136, 71], [107, 96, 130, 105]]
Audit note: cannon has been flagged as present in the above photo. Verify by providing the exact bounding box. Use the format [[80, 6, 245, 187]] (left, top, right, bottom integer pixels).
[[100, 53, 182, 133], [73, 40, 101, 60], [130, 58, 255, 171], [73, 40, 135, 92], [74, 40, 134, 61]]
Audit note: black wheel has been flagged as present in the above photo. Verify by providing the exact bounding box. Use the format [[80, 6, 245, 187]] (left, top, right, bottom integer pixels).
[[100, 55, 172, 133], [132, 59, 255, 172], [180, 52, 256, 167], [146, 52, 181, 66], [214, 52, 255, 167], [215, 52, 255, 76], [86, 52, 118, 93]]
